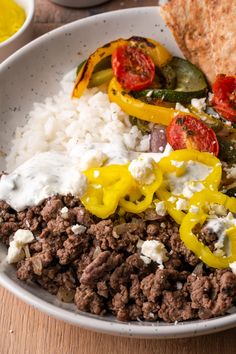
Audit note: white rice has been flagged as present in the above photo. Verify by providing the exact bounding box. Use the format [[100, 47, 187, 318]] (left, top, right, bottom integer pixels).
[[6, 69, 150, 171]]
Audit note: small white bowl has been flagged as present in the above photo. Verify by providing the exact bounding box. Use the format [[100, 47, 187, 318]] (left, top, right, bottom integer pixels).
[[0, 0, 35, 63], [50, 0, 109, 8]]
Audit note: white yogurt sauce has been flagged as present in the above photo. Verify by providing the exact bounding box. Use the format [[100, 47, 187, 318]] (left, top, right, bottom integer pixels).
[[0, 142, 174, 212], [0, 151, 87, 211], [167, 160, 212, 197], [205, 212, 236, 253]]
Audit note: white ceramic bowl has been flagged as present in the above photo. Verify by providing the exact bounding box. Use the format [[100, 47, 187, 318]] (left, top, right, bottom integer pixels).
[[50, 0, 110, 8], [0, 7, 236, 338], [0, 0, 35, 63]]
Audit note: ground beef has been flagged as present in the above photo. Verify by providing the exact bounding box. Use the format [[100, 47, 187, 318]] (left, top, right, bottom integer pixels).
[[188, 270, 236, 319], [1, 196, 236, 323]]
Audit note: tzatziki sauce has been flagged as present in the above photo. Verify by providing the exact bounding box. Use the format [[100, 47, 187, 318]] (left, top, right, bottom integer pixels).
[[0, 151, 87, 211]]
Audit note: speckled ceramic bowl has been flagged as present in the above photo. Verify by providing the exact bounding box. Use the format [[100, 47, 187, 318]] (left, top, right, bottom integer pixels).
[[0, 7, 236, 338], [0, 0, 35, 63]]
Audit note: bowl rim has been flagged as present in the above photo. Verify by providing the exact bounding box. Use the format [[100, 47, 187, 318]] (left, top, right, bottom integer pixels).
[[0, 6, 236, 338], [0, 0, 35, 49]]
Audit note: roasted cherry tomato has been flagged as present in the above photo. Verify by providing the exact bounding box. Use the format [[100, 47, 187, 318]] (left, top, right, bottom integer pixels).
[[212, 75, 236, 122], [166, 114, 219, 156], [112, 45, 155, 91]]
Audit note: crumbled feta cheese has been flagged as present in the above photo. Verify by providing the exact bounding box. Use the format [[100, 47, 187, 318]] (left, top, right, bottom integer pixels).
[[136, 239, 144, 249], [7, 242, 25, 264], [209, 203, 227, 216], [175, 102, 189, 113], [7, 229, 34, 264], [93, 170, 100, 178], [213, 249, 225, 257], [171, 160, 185, 168], [230, 262, 236, 275], [141, 240, 169, 265], [208, 92, 214, 102], [182, 182, 204, 199], [176, 281, 183, 290], [128, 157, 155, 184], [191, 98, 206, 112], [138, 134, 150, 152], [176, 198, 188, 211], [168, 196, 177, 203], [189, 205, 199, 214], [155, 201, 167, 216], [71, 224, 86, 235], [14, 229, 35, 244], [205, 212, 236, 254], [79, 150, 107, 171], [140, 255, 152, 264], [226, 165, 236, 179], [60, 206, 69, 219]]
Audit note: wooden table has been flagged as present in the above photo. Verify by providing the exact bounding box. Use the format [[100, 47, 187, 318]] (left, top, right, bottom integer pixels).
[[1, 0, 236, 353]]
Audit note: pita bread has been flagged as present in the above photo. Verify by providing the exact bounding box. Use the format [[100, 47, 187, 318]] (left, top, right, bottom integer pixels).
[[208, 0, 236, 76], [159, 0, 192, 59], [160, 0, 236, 84]]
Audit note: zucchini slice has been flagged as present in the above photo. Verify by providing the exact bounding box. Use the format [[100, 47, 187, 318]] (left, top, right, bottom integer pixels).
[[133, 57, 208, 103], [167, 57, 207, 92], [133, 88, 206, 103]]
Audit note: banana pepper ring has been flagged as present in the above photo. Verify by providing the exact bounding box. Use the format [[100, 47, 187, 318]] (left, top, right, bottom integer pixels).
[[155, 150, 222, 224], [81, 164, 134, 219], [180, 190, 236, 268], [158, 149, 222, 192], [119, 167, 163, 213], [72, 37, 172, 98]]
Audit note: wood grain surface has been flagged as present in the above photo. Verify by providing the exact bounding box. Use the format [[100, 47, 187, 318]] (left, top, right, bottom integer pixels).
[[1, 0, 236, 353]]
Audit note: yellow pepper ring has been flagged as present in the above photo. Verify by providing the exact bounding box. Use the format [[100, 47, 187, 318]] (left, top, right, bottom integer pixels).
[[81, 164, 134, 219], [180, 213, 236, 269], [189, 189, 236, 213], [73, 37, 172, 98], [119, 167, 163, 214], [158, 149, 222, 191], [180, 190, 236, 268], [155, 150, 222, 224]]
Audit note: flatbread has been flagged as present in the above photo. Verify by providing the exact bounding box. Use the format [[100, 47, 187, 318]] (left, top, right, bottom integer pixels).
[[208, 0, 236, 76], [160, 0, 236, 84]]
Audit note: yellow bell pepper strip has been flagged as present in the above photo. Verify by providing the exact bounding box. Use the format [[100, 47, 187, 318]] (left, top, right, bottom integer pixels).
[[73, 39, 128, 98], [180, 190, 236, 268], [72, 37, 172, 98], [81, 164, 134, 219], [157, 149, 222, 192], [156, 186, 186, 224], [128, 36, 172, 68], [119, 167, 163, 213], [108, 78, 192, 126]]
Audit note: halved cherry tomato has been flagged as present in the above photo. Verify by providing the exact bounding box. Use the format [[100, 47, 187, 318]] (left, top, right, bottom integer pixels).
[[166, 114, 219, 156], [112, 45, 155, 91], [212, 75, 236, 122]]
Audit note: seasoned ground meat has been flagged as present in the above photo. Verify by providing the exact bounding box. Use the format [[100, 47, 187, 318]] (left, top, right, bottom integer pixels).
[[1, 196, 236, 323]]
